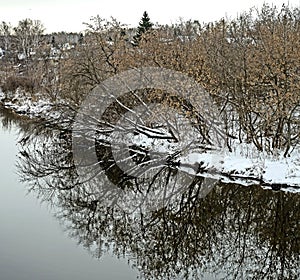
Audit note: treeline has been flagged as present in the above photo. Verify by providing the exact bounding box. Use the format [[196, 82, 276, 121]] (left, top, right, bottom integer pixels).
[[1, 4, 300, 155], [0, 18, 82, 101]]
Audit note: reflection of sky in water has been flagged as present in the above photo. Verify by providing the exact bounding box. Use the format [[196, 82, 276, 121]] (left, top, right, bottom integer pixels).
[[0, 122, 137, 280]]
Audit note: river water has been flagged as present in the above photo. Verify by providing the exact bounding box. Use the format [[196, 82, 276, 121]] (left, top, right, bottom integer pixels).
[[0, 112, 138, 280], [0, 109, 299, 280]]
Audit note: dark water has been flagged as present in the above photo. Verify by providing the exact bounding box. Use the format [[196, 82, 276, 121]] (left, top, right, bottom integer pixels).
[[0, 109, 299, 280]]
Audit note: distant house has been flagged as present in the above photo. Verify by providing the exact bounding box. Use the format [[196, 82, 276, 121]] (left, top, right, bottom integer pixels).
[[45, 32, 81, 47]]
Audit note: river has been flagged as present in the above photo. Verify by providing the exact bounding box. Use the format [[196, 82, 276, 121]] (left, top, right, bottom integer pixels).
[[0, 109, 299, 280], [0, 111, 138, 280]]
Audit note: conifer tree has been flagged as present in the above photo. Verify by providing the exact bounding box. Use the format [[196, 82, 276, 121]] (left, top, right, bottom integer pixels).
[[133, 11, 153, 45]]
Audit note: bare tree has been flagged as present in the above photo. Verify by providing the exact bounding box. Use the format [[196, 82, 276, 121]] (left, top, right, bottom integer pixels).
[[13, 18, 45, 59]]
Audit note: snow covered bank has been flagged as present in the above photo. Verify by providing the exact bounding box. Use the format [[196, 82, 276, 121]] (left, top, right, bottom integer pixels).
[[178, 146, 300, 192], [1, 90, 299, 192], [0, 90, 61, 120]]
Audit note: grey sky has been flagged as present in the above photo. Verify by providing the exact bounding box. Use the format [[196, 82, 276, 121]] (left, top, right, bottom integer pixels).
[[0, 0, 300, 33]]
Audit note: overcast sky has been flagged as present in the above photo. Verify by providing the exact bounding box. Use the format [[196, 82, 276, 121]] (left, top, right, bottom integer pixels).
[[1, 0, 300, 33]]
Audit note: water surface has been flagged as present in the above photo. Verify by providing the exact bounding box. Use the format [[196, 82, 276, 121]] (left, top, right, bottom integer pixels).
[[0, 109, 299, 280], [0, 112, 138, 280]]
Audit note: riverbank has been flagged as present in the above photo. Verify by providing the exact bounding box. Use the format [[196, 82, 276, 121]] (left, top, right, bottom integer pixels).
[[0, 90, 61, 120], [178, 146, 300, 191], [1, 91, 299, 192]]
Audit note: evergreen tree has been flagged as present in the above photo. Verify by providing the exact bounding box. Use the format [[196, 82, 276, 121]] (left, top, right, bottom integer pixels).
[[133, 11, 153, 45], [78, 33, 84, 45], [51, 35, 55, 46]]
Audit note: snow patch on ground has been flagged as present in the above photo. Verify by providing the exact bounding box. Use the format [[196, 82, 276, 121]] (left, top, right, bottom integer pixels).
[[0, 90, 63, 120], [179, 147, 300, 190]]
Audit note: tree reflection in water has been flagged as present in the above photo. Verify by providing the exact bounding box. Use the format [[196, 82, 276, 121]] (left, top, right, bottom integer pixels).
[[15, 124, 300, 280]]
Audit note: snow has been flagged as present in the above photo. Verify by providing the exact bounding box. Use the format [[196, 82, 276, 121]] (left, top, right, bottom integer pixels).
[[178, 147, 300, 190], [17, 53, 26, 60], [0, 89, 299, 192], [264, 161, 288, 182], [0, 90, 59, 120]]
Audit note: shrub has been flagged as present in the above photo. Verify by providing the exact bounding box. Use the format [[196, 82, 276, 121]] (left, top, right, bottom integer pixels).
[[1, 76, 35, 95]]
